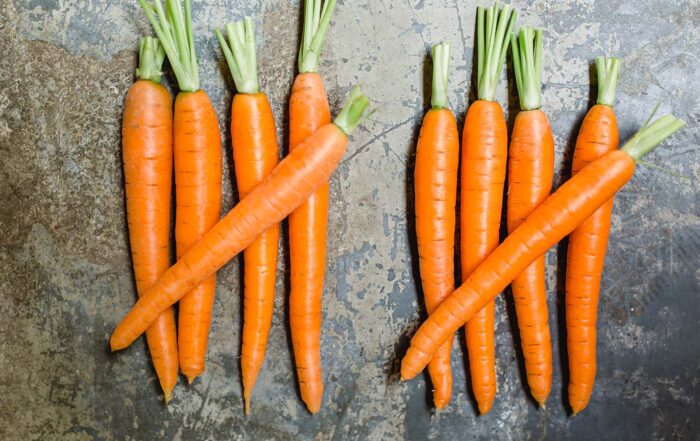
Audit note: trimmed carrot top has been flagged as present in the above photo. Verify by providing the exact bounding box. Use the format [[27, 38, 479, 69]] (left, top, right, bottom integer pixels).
[[431, 43, 450, 109], [511, 27, 542, 111], [299, 0, 337, 74], [215, 17, 260, 95], [622, 110, 685, 161], [136, 36, 166, 83], [596, 57, 621, 107], [476, 3, 517, 102], [332, 86, 370, 136], [138, 0, 200, 92]]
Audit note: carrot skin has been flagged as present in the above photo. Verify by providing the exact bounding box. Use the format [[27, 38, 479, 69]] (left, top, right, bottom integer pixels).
[[461, 99, 507, 413], [507, 109, 555, 405], [401, 150, 636, 380], [231, 92, 280, 413], [110, 124, 349, 350], [288, 72, 331, 414], [415, 108, 459, 409], [174, 90, 223, 382], [122, 79, 179, 400], [566, 104, 618, 414]]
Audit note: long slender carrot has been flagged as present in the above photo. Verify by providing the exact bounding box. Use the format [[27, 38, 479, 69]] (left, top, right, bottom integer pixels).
[[138, 0, 222, 383], [461, 4, 516, 415], [566, 56, 621, 415], [288, 0, 336, 414], [122, 37, 179, 402], [414, 42, 459, 409], [508, 27, 554, 407], [215, 17, 280, 415], [110, 87, 370, 351], [400, 112, 684, 380]]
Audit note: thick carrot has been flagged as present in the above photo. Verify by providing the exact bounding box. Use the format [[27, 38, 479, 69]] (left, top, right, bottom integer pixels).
[[110, 87, 370, 350], [414, 43, 459, 409], [461, 4, 516, 415], [288, 0, 336, 414], [139, 0, 222, 383], [216, 18, 280, 415], [566, 56, 621, 415], [508, 27, 554, 406], [122, 37, 178, 402], [401, 113, 684, 380]]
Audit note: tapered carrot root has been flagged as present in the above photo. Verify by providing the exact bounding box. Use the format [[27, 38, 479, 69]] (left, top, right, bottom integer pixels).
[[174, 90, 223, 383], [232, 93, 281, 414], [567, 57, 621, 414], [137, 0, 223, 384], [460, 4, 517, 414], [415, 43, 459, 409], [288, 0, 337, 414], [401, 112, 684, 380], [508, 27, 554, 406], [122, 37, 178, 402], [289, 72, 331, 414]]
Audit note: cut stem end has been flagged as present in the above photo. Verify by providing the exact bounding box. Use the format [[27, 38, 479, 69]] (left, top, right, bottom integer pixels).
[[333, 86, 371, 135]]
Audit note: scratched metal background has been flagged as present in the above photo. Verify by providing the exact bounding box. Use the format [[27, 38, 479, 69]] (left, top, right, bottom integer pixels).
[[0, 0, 698, 440]]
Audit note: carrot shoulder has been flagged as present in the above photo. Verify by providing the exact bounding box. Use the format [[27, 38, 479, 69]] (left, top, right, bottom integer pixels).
[[508, 27, 554, 407], [415, 42, 459, 409], [461, 3, 516, 415], [566, 56, 621, 415], [401, 112, 684, 380], [110, 87, 370, 351], [288, 0, 336, 415], [122, 36, 178, 402], [216, 17, 281, 415]]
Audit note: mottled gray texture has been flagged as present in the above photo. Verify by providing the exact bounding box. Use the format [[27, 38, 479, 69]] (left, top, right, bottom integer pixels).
[[0, 0, 698, 440]]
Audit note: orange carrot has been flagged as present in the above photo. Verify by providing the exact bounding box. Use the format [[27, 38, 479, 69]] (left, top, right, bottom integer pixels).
[[461, 4, 516, 414], [508, 27, 554, 406], [414, 42, 459, 409], [122, 37, 178, 402], [110, 87, 370, 351], [216, 18, 280, 414], [139, 0, 222, 383], [288, 0, 336, 414], [566, 56, 621, 415], [401, 112, 684, 380]]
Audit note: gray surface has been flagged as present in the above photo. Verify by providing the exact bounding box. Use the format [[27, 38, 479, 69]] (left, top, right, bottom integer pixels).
[[0, 0, 698, 440]]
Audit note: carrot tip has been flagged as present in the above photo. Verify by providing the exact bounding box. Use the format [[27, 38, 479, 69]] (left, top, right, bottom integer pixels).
[[186, 375, 197, 385], [163, 389, 173, 404], [244, 391, 251, 416], [539, 402, 547, 410], [478, 399, 494, 415]]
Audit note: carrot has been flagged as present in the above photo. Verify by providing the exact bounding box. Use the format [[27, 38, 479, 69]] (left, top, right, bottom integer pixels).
[[566, 56, 621, 415], [122, 37, 179, 403], [110, 87, 370, 351], [460, 4, 516, 415], [507, 27, 554, 407], [414, 42, 459, 409], [401, 112, 684, 380], [288, 0, 336, 414], [138, 0, 223, 383], [215, 17, 280, 415]]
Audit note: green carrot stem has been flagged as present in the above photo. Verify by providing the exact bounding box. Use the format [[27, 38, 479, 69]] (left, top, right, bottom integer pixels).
[[333, 86, 370, 135], [431, 43, 451, 109], [215, 17, 260, 94], [299, 0, 337, 73], [622, 113, 685, 161], [136, 36, 166, 83], [476, 3, 517, 101], [137, 0, 200, 92], [596, 56, 621, 107], [510, 27, 542, 111]]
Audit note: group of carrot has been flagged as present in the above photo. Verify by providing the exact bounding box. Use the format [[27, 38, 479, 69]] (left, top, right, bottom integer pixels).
[[114, 0, 684, 417], [412, 3, 684, 414], [118, 0, 363, 414]]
